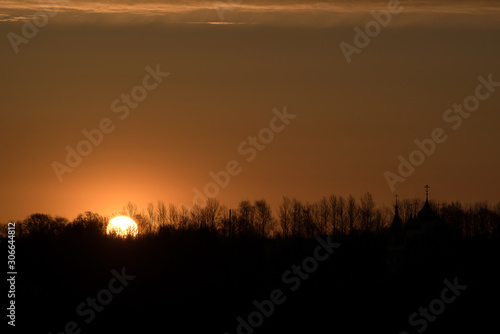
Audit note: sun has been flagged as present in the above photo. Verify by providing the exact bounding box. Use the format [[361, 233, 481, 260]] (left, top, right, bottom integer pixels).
[[107, 216, 138, 237]]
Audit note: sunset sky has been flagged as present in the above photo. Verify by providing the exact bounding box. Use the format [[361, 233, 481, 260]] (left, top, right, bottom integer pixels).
[[1, 0, 499, 222]]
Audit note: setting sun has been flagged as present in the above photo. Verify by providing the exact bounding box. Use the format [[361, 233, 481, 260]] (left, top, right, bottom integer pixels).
[[107, 216, 138, 237]]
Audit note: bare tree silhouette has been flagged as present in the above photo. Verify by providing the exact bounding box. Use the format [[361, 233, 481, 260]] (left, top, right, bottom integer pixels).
[[254, 199, 273, 237], [359, 192, 375, 233], [204, 198, 222, 231], [278, 196, 292, 237]]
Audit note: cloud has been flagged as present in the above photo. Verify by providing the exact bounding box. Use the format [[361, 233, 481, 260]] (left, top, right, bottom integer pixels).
[[0, 0, 500, 25]]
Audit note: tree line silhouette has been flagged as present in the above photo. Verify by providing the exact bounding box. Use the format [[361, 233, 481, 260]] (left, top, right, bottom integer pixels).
[[4, 193, 500, 240], [5, 193, 500, 334]]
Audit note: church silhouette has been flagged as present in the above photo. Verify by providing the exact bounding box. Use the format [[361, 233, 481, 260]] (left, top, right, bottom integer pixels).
[[388, 185, 452, 272]]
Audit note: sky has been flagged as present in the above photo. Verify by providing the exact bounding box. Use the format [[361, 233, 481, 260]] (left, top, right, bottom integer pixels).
[[1, 0, 500, 221]]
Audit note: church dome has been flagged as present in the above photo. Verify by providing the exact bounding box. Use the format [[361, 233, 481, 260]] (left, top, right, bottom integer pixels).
[[417, 200, 437, 222], [417, 185, 437, 222]]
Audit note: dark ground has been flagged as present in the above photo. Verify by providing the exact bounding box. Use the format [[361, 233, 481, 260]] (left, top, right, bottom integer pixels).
[[6, 230, 500, 334]]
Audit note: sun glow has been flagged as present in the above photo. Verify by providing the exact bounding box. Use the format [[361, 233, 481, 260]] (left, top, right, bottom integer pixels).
[[107, 216, 138, 237]]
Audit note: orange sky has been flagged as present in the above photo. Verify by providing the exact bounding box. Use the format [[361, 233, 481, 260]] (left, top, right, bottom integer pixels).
[[1, 1, 500, 222]]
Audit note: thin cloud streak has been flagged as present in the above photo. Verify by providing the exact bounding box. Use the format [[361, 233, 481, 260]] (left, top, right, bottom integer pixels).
[[1, 0, 500, 24]]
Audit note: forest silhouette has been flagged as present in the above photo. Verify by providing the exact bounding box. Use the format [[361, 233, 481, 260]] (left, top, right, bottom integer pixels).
[[2, 193, 500, 333]]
